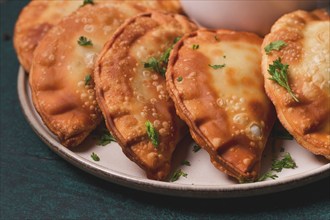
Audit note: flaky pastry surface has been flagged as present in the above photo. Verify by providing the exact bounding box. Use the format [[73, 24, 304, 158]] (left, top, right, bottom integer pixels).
[[30, 4, 146, 147], [14, 0, 182, 72], [94, 12, 197, 180], [262, 9, 330, 159], [167, 30, 275, 182]]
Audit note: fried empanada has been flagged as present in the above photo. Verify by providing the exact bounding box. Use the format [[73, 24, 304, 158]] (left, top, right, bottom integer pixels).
[[261, 9, 330, 159], [30, 4, 147, 147], [14, 0, 182, 72], [94, 12, 197, 180], [166, 30, 276, 182]]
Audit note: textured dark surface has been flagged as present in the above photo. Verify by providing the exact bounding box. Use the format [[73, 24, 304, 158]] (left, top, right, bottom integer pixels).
[[1, 1, 330, 219]]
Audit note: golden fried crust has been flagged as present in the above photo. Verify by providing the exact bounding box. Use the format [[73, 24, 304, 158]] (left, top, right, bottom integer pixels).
[[14, 0, 182, 72], [166, 30, 276, 182], [94, 12, 197, 180], [262, 9, 330, 159], [30, 4, 146, 148]]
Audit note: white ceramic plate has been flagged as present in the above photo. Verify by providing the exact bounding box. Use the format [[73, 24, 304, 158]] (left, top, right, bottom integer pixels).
[[18, 67, 329, 198]]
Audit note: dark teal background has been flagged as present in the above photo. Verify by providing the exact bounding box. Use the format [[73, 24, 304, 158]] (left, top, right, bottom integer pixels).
[[1, 1, 329, 219]]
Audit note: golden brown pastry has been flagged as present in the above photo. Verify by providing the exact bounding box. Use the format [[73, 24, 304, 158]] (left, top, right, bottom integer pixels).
[[261, 9, 330, 159], [14, 0, 182, 72], [166, 30, 276, 182], [30, 4, 147, 147], [94, 12, 197, 180]]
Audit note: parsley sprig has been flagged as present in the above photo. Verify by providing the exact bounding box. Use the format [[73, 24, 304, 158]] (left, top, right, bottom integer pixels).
[[268, 58, 299, 102], [258, 152, 297, 181], [98, 130, 116, 146], [144, 37, 181, 77], [145, 120, 159, 148], [271, 153, 297, 172], [170, 169, 188, 182], [264, 40, 287, 54], [78, 36, 93, 46]]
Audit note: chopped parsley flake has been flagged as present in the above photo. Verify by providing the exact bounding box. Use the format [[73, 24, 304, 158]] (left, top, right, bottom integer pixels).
[[170, 169, 188, 182], [192, 44, 199, 50], [82, 0, 94, 7], [264, 40, 287, 54], [145, 120, 159, 148], [177, 76, 183, 82], [268, 58, 299, 102], [193, 144, 201, 152], [209, 64, 225, 70], [91, 152, 100, 161], [214, 35, 219, 41], [85, 74, 91, 85], [78, 36, 93, 46], [181, 160, 191, 166]]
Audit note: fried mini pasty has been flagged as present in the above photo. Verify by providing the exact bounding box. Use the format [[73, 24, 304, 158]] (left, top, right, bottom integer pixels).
[[14, 0, 182, 72], [94, 12, 197, 180], [30, 4, 147, 147], [261, 9, 330, 159], [166, 30, 276, 182]]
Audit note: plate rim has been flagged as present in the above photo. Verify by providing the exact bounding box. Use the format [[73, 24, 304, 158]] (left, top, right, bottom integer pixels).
[[17, 67, 330, 198]]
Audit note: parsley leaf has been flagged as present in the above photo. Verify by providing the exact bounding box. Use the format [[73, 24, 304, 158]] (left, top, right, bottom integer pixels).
[[271, 121, 293, 140], [97, 130, 116, 146], [78, 36, 93, 46], [145, 120, 159, 148], [82, 0, 94, 7], [192, 44, 199, 50], [209, 64, 225, 70], [91, 152, 100, 161], [268, 58, 299, 102], [258, 171, 278, 181], [173, 37, 181, 44], [144, 36, 181, 77], [144, 57, 164, 76], [181, 160, 191, 166], [193, 144, 201, 152], [170, 169, 188, 182], [271, 152, 297, 172], [177, 76, 183, 82], [264, 40, 287, 55], [85, 74, 91, 85]]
